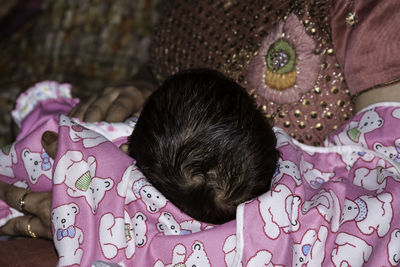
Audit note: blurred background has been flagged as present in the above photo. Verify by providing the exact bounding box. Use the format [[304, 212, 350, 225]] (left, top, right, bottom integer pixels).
[[0, 0, 163, 146]]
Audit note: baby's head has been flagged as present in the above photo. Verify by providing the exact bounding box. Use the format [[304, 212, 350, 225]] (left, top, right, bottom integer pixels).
[[129, 69, 279, 224]]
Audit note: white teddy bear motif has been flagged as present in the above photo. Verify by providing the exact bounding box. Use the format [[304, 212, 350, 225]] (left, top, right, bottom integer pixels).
[[246, 250, 283, 267], [59, 115, 108, 148], [52, 203, 84, 267], [332, 108, 384, 147], [154, 241, 211, 267], [353, 159, 400, 193], [272, 158, 301, 187], [302, 189, 341, 232], [223, 235, 243, 267], [292, 226, 328, 266], [99, 210, 147, 260], [54, 150, 113, 213], [300, 156, 335, 189], [117, 166, 168, 213], [331, 233, 372, 267], [388, 228, 400, 266], [156, 212, 202, 236], [258, 184, 301, 239], [0, 143, 17, 178], [21, 148, 53, 184], [340, 193, 393, 237]]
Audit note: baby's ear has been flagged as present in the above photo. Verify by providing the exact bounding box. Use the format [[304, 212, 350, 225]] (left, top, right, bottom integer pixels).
[[119, 143, 129, 155]]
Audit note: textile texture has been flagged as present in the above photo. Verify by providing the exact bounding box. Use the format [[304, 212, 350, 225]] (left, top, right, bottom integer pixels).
[[1, 84, 400, 266]]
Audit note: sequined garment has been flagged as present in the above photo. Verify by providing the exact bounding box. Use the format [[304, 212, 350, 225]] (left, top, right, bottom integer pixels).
[[150, 0, 354, 145]]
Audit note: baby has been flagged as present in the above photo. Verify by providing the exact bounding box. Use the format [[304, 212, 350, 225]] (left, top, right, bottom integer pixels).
[[130, 69, 280, 224], [0, 68, 279, 228]]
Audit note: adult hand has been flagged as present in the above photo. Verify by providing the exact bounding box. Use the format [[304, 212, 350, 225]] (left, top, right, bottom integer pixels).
[[0, 132, 58, 239], [69, 83, 153, 123]]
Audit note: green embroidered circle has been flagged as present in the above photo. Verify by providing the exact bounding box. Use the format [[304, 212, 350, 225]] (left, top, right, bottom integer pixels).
[[265, 39, 296, 74]]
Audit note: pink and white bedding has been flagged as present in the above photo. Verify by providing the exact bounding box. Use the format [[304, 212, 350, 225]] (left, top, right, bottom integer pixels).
[[0, 81, 399, 266]]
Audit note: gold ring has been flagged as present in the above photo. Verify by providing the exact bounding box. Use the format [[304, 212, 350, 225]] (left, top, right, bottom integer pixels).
[[17, 191, 30, 212], [27, 216, 37, 238]]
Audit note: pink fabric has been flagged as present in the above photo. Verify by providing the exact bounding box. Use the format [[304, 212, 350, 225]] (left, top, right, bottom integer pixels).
[[1, 95, 400, 265], [330, 0, 400, 95]]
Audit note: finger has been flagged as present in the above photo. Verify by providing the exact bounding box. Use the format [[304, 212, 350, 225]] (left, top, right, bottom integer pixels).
[[83, 90, 121, 122], [0, 216, 52, 239], [3, 187, 52, 228], [105, 86, 144, 122], [68, 95, 98, 121], [20, 192, 52, 225], [41, 131, 58, 159]]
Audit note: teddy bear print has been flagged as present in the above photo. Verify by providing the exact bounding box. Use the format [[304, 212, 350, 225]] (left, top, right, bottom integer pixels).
[[373, 142, 398, 161], [353, 159, 399, 193], [332, 108, 384, 147], [59, 114, 108, 148], [0, 143, 17, 178], [117, 165, 144, 203], [154, 241, 211, 267], [340, 192, 393, 237], [246, 250, 283, 267], [388, 229, 400, 266], [134, 178, 167, 213], [223, 235, 242, 267], [156, 212, 202, 236], [299, 156, 335, 189], [51, 203, 84, 267], [21, 148, 53, 184], [292, 226, 328, 266], [331, 233, 372, 267], [54, 150, 113, 213], [302, 189, 341, 232], [99, 210, 147, 260], [339, 149, 374, 170], [258, 184, 301, 239], [271, 158, 301, 187], [116, 167, 168, 213]]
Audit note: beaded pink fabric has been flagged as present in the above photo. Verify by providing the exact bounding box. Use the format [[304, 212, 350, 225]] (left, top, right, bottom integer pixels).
[[150, 0, 354, 146]]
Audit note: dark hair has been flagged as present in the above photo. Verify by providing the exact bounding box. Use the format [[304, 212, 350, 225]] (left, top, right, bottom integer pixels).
[[129, 69, 279, 224]]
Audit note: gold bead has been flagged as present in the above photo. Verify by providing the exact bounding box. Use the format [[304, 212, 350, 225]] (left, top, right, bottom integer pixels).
[[326, 112, 333, 119], [313, 141, 321, 146], [314, 48, 321, 55], [337, 100, 345, 107], [325, 75, 331, 82], [306, 134, 312, 140], [303, 19, 310, 26], [344, 113, 350, 120], [327, 48, 334, 55], [316, 123, 323, 131], [331, 86, 339, 94], [299, 121, 306, 129], [265, 114, 272, 119], [302, 99, 310, 106], [294, 109, 301, 117], [310, 28, 316, 35], [284, 121, 291, 128], [332, 125, 338, 130], [279, 112, 285, 118], [314, 86, 321, 94], [253, 93, 258, 99], [320, 101, 327, 108], [290, 132, 296, 138], [310, 111, 317, 118], [321, 62, 328, 69], [262, 105, 267, 112]]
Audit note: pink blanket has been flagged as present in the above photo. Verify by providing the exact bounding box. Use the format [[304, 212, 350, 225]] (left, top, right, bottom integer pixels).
[[1, 81, 400, 266]]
